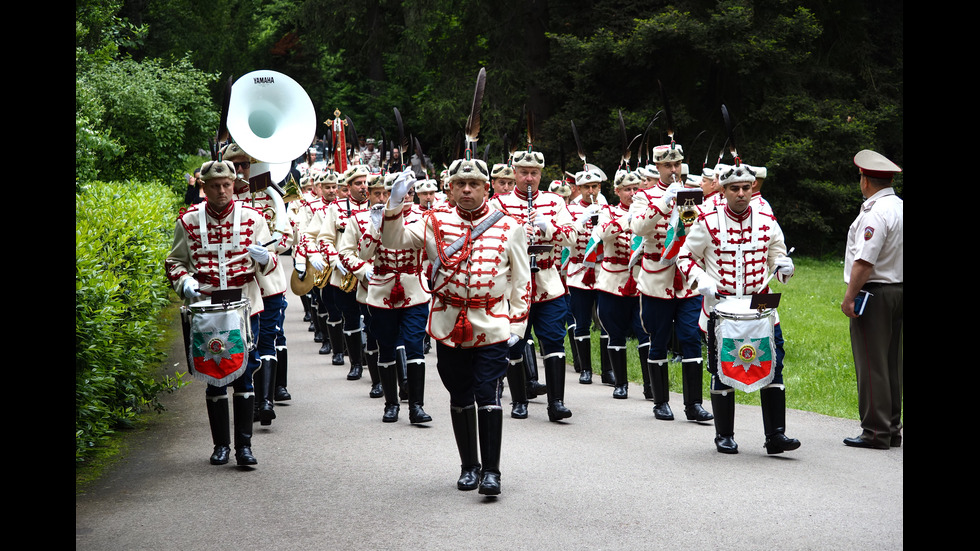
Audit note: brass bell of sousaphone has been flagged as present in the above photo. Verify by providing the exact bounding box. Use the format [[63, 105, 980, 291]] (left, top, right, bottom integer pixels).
[[227, 70, 317, 164], [228, 70, 317, 282]]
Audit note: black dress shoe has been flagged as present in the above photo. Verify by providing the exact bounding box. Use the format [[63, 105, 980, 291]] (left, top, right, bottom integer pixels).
[[527, 381, 547, 398], [257, 400, 276, 426], [409, 405, 432, 424], [210, 445, 230, 465], [843, 436, 888, 450], [612, 385, 628, 399], [765, 433, 801, 454], [369, 383, 384, 398], [274, 386, 292, 402], [382, 404, 399, 423], [235, 446, 258, 466], [510, 402, 528, 419], [547, 401, 572, 422], [579, 370, 592, 384], [458, 465, 481, 491], [332, 353, 345, 366], [714, 435, 738, 454], [347, 365, 363, 380], [685, 404, 714, 422], [478, 470, 501, 496], [653, 402, 674, 420]]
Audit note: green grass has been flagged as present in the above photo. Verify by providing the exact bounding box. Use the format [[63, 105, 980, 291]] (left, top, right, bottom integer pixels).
[[563, 257, 874, 420]]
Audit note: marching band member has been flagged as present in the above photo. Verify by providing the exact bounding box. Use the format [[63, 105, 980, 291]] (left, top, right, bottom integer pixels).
[[676, 163, 798, 455], [336, 173, 387, 400], [380, 160, 531, 496], [594, 171, 650, 399], [489, 149, 578, 422], [166, 159, 278, 466], [629, 143, 714, 423], [352, 175, 433, 423], [564, 168, 607, 385], [490, 163, 517, 196], [220, 143, 292, 426], [308, 165, 373, 381]]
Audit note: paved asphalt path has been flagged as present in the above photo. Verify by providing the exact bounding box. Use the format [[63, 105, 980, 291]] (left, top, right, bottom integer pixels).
[[76, 261, 903, 550]]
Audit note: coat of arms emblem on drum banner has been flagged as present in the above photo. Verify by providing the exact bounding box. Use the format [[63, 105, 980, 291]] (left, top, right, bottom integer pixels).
[[188, 309, 248, 387], [715, 316, 776, 393]]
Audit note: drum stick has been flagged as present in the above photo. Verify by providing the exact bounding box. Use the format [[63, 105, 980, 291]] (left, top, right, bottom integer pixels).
[[218, 239, 279, 268], [762, 246, 795, 289]]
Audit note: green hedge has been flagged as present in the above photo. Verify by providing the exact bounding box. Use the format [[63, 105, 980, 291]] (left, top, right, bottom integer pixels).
[[75, 180, 187, 464]]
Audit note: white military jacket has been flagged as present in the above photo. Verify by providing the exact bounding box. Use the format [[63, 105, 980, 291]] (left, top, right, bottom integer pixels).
[[629, 181, 699, 300], [381, 200, 531, 349], [166, 200, 277, 313], [488, 186, 576, 303]]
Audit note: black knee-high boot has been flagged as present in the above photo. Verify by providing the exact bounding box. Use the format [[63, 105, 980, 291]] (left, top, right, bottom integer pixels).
[[575, 336, 593, 384], [328, 322, 345, 366], [451, 405, 480, 491], [255, 358, 277, 426], [650, 359, 674, 420], [477, 405, 503, 496], [545, 356, 572, 422], [206, 395, 230, 465], [711, 390, 738, 454], [380, 361, 400, 423], [344, 330, 364, 380], [682, 358, 713, 422], [761, 386, 800, 454], [407, 360, 432, 424], [233, 393, 258, 465], [366, 349, 383, 398], [507, 359, 529, 419], [274, 346, 291, 401], [611, 347, 629, 399]]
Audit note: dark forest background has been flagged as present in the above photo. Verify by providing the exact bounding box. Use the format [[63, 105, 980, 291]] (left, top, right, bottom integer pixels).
[[77, 0, 902, 257]]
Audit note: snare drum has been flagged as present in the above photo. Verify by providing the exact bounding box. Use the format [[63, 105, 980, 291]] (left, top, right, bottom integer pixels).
[[185, 298, 253, 387], [712, 297, 776, 393]]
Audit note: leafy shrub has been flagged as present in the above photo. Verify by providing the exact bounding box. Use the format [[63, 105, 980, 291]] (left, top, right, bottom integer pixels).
[[76, 180, 187, 464]]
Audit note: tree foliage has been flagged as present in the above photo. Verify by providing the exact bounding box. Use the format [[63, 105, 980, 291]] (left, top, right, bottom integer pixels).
[[125, 0, 901, 255]]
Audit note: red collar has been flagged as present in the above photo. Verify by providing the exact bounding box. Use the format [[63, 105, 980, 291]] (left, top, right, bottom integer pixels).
[[206, 200, 234, 220], [724, 204, 751, 223], [514, 186, 538, 201], [456, 201, 489, 221]]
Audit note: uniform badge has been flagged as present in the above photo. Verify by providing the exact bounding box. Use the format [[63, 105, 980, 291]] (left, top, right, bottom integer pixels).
[[863, 226, 875, 241]]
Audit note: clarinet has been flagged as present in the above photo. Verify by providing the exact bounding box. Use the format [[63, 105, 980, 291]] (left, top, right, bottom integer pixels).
[[590, 191, 599, 226], [528, 184, 540, 273]]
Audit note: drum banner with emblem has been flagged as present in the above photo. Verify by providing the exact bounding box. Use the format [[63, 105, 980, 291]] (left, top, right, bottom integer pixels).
[[713, 315, 776, 393], [187, 307, 250, 387]]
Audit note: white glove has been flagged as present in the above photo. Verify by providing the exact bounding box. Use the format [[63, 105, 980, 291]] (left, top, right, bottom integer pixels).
[[369, 204, 385, 231], [365, 270, 374, 283], [697, 275, 718, 298], [663, 181, 684, 204], [295, 262, 307, 276], [309, 255, 326, 272], [335, 262, 349, 277], [507, 334, 521, 347], [389, 169, 416, 208], [576, 204, 601, 224], [247, 244, 270, 266], [182, 278, 200, 299], [774, 256, 795, 277]]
